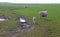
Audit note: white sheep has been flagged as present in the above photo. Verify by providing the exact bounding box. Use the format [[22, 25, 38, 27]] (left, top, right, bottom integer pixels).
[[39, 11, 48, 18], [33, 17, 36, 24]]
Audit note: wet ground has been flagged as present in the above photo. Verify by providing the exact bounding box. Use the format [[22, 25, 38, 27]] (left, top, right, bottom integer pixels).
[[0, 14, 35, 37]]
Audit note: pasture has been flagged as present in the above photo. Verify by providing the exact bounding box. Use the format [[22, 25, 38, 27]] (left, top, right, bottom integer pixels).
[[0, 4, 60, 37]]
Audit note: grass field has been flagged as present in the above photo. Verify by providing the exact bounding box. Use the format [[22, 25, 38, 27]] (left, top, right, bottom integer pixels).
[[0, 4, 60, 37]]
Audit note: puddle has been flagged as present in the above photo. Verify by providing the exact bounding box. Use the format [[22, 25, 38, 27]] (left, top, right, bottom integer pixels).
[[20, 18, 31, 29], [20, 18, 26, 22], [0, 18, 8, 22]]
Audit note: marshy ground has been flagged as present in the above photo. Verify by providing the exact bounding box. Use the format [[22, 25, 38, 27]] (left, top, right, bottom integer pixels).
[[0, 4, 60, 37]]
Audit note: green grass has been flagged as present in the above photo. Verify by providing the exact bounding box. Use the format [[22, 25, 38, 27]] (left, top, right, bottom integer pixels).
[[0, 4, 60, 37]]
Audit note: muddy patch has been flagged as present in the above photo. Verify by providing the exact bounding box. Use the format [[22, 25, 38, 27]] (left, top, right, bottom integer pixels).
[[14, 14, 34, 29], [1, 14, 35, 37], [0, 14, 11, 23]]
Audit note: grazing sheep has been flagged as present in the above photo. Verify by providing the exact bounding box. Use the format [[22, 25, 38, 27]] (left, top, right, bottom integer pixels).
[[39, 11, 48, 18], [33, 17, 36, 24]]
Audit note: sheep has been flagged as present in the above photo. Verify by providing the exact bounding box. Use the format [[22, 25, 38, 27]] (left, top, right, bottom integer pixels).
[[33, 17, 36, 24], [39, 11, 48, 19]]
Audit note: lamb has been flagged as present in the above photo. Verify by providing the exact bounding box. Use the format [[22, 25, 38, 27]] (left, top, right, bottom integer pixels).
[[33, 17, 36, 24]]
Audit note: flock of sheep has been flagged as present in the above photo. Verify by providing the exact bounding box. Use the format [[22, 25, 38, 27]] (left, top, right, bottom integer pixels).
[[33, 11, 48, 24]]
